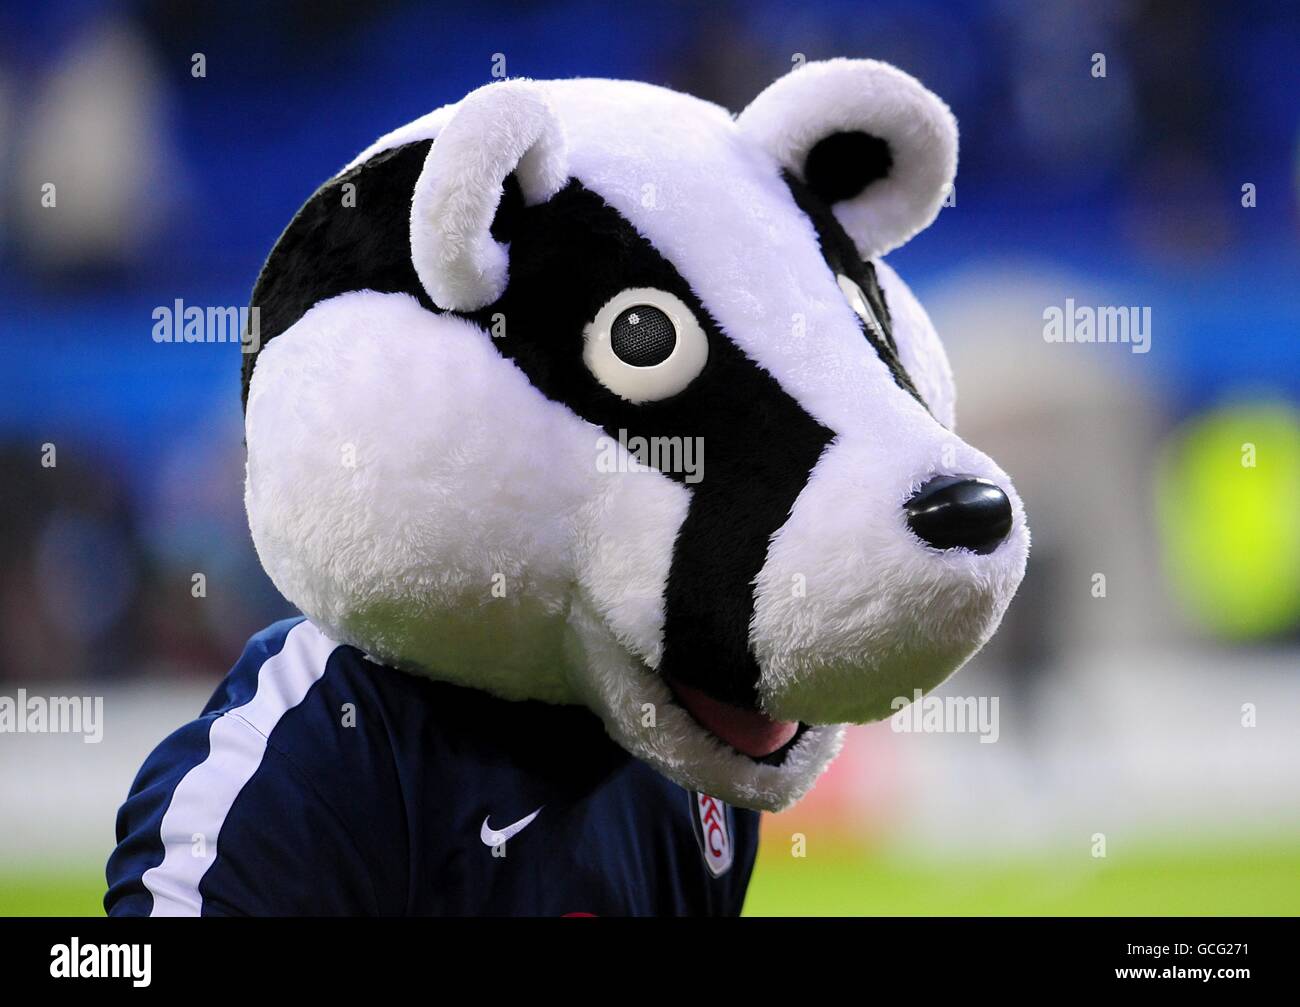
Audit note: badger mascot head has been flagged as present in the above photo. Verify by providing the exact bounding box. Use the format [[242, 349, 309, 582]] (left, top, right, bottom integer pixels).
[[242, 59, 1029, 812]]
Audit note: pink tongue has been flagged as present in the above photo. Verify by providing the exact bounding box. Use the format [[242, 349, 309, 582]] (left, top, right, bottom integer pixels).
[[667, 677, 799, 758]]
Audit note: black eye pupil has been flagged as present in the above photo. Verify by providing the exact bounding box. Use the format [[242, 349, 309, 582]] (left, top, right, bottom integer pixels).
[[610, 305, 676, 366]]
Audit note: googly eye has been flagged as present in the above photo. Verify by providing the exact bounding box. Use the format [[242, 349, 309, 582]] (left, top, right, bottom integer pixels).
[[611, 305, 676, 366], [583, 288, 709, 403], [836, 273, 886, 341]]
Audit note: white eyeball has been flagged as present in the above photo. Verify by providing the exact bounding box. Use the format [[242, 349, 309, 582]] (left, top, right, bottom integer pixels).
[[583, 288, 709, 403], [836, 273, 886, 341]]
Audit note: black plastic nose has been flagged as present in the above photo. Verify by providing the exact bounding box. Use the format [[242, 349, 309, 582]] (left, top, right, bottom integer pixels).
[[905, 475, 1012, 555]]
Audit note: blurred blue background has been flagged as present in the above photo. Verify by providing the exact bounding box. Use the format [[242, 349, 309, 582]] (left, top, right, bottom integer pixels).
[[1, 0, 1298, 913], [4, 0, 1299, 680]]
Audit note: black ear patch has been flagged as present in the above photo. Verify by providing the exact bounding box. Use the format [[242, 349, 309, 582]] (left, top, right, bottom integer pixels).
[[803, 130, 892, 204]]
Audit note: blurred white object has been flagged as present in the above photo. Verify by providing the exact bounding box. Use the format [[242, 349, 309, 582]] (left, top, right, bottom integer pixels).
[[16, 18, 173, 270]]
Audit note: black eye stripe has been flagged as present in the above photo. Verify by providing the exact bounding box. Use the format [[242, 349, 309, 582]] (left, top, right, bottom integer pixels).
[[780, 170, 929, 412], [463, 180, 832, 708]]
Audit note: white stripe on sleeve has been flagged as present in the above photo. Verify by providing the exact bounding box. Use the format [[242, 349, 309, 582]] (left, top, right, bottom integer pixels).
[[142, 620, 340, 916]]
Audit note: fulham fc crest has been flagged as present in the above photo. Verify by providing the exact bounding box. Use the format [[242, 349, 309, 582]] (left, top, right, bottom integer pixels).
[[690, 792, 733, 877]]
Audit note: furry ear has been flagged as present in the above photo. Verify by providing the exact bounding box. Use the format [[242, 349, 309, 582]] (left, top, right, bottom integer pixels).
[[737, 58, 957, 259], [410, 79, 568, 311]]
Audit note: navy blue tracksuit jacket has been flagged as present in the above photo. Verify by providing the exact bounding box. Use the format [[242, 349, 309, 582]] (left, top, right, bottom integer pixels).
[[106, 618, 758, 916]]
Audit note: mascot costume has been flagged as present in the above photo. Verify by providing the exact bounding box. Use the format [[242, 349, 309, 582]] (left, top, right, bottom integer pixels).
[[107, 59, 1028, 916]]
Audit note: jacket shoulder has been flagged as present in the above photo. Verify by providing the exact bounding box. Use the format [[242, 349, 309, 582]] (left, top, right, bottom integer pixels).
[[107, 619, 413, 915]]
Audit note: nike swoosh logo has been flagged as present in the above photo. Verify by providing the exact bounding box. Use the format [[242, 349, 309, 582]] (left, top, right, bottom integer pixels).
[[480, 807, 543, 847]]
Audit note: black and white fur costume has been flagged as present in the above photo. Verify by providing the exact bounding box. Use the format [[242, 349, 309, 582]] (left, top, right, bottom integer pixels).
[[242, 59, 1029, 814]]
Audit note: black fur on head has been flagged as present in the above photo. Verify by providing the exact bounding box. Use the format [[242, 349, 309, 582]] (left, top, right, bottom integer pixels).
[[803, 130, 893, 205]]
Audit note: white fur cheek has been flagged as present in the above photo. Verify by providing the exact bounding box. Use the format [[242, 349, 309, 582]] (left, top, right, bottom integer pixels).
[[875, 258, 956, 429], [751, 434, 1029, 725], [573, 463, 691, 669], [244, 290, 600, 703]]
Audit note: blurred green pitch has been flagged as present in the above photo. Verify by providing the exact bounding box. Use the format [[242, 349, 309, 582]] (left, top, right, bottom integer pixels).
[[744, 839, 1300, 916], [2, 838, 1296, 916]]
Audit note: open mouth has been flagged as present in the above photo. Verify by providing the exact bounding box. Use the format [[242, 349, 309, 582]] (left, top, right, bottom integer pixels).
[[665, 675, 802, 760]]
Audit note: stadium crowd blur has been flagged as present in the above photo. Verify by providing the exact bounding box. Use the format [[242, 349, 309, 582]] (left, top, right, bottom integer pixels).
[[3, 0, 1299, 688]]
